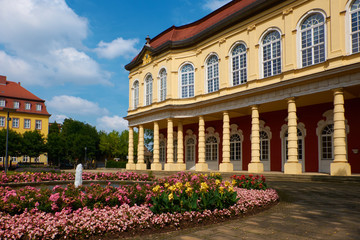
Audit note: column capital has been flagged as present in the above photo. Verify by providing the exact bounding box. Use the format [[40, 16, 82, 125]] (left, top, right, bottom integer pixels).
[[251, 105, 259, 110], [332, 88, 344, 94], [286, 97, 296, 102]]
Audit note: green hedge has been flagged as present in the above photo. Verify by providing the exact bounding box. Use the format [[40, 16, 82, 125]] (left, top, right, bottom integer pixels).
[[105, 160, 127, 168]]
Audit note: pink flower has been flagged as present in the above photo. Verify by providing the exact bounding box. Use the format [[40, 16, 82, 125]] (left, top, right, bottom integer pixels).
[[49, 193, 60, 202]]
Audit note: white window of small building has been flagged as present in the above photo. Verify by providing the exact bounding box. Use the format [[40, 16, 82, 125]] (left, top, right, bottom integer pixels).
[[260, 131, 270, 161], [23, 156, 29, 162], [284, 128, 304, 161], [299, 12, 326, 67], [231, 43, 247, 86], [145, 74, 153, 106], [230, 134, 242, 161], [159, 140, 166, 163], [13, 101, 19, 109], [261, 30, 282, 78], [350, 0, 360, 53], [180, 63, 195, 98], [321, 124, 334, 160], [25, 102, 31, 110], [206, 55, 219, 93], [0, 99, 5, 107], [205, 136, 218, 162], [0, 116, 5, 127], [186, 137, 195, 163], [133, 80, 139, 109], [159, 68, 167, 102], [24, 119, 31, 129], [35, 120, 42, 130], [36, 104, 42, 111], [12, 118, 19, 128]]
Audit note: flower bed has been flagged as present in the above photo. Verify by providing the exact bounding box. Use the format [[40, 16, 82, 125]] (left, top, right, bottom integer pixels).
[[0, 173, 279, 239], [0, 171, 154, 184]]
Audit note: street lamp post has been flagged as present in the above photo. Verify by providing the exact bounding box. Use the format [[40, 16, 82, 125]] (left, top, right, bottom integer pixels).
[[84, 146, 87, 168], [3, 108, 16, 174]]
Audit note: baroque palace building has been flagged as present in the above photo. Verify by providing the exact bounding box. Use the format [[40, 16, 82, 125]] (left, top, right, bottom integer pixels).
[[125, 0, 360, 176], [0, 75, 50, 165]]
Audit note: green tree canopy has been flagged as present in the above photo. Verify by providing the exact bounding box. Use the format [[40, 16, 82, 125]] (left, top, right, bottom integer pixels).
[[0, 129, 22, 157], [21, 130, 46, 162]]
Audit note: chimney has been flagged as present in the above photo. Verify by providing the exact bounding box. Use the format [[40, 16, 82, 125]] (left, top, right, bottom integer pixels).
[[18, 82, 21, 86], [0, 75, 6, 85]]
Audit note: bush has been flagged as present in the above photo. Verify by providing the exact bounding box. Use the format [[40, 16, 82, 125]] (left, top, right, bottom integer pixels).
[[105, 160, 127, 168], [230, 174, 268, 190]]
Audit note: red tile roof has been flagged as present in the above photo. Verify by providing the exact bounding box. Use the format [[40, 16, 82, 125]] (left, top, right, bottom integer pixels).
[[0, 76, 50, 116]]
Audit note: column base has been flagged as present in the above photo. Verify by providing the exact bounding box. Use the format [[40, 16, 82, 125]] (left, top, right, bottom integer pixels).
[[330, 162, 351, 176], [177, 163, 186, 171], [151, 163, 162, 171], [135, 163, 147, 170], [164, 163, 178, 171], [284, 162, 302, 174], [195, 162, 208, 171], [248, 162, 264, 173], [219, 162, 234, 172], [126, 163, 136, 170]]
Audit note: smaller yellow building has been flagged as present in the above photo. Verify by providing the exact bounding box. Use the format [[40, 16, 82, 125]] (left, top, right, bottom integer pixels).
[[0, 75, 50, 166]]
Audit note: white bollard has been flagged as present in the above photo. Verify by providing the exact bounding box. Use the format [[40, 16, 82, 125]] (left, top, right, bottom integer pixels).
[[74, 163, 83, 188]]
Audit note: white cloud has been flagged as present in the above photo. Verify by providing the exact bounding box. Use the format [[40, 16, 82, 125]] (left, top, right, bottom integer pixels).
[[50, 114, 68, 124], [94, 37, 139, 59], [47, 95, 109, 116], [203, 0, 231, 11], [0, 0, 111, 86], [96, 115, 128, 133]]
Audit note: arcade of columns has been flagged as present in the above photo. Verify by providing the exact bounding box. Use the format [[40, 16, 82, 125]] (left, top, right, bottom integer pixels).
[[126, 88, 351, 176]]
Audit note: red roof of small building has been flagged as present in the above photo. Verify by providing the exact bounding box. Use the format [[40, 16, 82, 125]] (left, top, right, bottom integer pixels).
[[0, 75, 50, 116]]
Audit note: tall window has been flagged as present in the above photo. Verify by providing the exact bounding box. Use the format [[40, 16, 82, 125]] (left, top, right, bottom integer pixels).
[[36, 104, 42, 111], [0, 116, 5, 127], [13, 101, 19, 109], [300, 13, 326, 67], [145, 75, 153, 106], [159, 140, 166, 163], [133, 81, 139, 109], [206, 55, 219, 93], [35, 120, 42, 130], [350, 0, 360, 53], [230, 134, 241, 161], [159, 69, 167, 101], [321, 124, 334, 160], [262, 30, 281, 78], [24, 119, 31, 129], [0, 99, 5, 107], [284, 128, 304, 160], [231, 43, 247, 85], [260, 131, 270, 161], [173, 139, 178, 162], [186, 138, 195, 163], [205, 136, 218, 162], [12, 118, 19, 128], [180, 64, 194, 98], [25, 103, 31, 110]]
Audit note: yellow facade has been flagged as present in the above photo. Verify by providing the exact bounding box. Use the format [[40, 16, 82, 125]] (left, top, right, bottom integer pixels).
[[125, 0, 360, 175]]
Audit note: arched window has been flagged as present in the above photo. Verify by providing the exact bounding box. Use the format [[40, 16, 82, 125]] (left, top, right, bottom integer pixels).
[[205, 136, 218, 162], [261, 30, 281, 78], [300, 13, 326, 67], [284, 128, 304, 161], [350, 0, 360, 53], [180, 64, 195, 98], [260, 131, 270, 161], [186, 138, 195, 164], [173, 139, 178, 162], [159, 140, 166, 163], [145, 75, 153, 106], [231, 43, 247, 86], [206, 55, 219, 93], [159, 69, 167, 101], [230, 134, 242, 161], [321, 124, 334, 160], [133, 80, 139, 109]]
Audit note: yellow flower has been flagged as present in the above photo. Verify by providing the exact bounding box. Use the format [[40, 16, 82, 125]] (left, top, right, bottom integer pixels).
[[210, 173, 215, 177], [200, 182, 209, 192], [175, 182, 183, 190], [168, 185, 176, 192], [228, 186, 234, 192], [232, 179, 237, 186], [224, 181, 230, 187], [185, 187, 193, 196], [185, 182, 191, 188], [168, 192, 174, 201], [219, 186, 224, 194], [215, 179, 221, 186], [152, 185, 161, 193], [164, 183, 169, 188]]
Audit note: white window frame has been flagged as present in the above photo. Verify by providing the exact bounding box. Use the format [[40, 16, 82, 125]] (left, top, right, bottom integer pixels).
[[0, 116, 5, 127], [36, 104, 42, 111], [0, 99, 5, 107], [24, 119, 31, 129], [25, 102, 31, 110], [158, 68, 167, 102], [159, 134, 166, 164], [229, 42, 247, 86], [205, 53, 220, 93], [178, 62, 195, 98], [12, 118, 19, 128], [346, 0, 360, 54], [205, 127, 220, 170], [259, 28, 282, 78], [35, 120, 42, 130], [297, 10, 327, 68], [132, 80, 139, 109], [13, 101, 19, 109], [173, 137, 178, 163], [185, 129, 197, 170], [144, 74, 153, 106]]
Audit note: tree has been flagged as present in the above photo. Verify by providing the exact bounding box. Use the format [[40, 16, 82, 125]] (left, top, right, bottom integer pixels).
[[99, 130, 121, 159], [22, 130, 46, 163], [0, 129, 22, 167], [47, 122, 65, 166], [144, 129, 153, 152]]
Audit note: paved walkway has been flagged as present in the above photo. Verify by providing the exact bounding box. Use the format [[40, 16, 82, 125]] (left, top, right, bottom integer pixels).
[[127, 180, 360, 240]]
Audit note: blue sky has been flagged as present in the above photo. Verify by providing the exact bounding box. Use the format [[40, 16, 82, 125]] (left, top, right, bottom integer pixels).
[[0, 0, 230, 132]]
